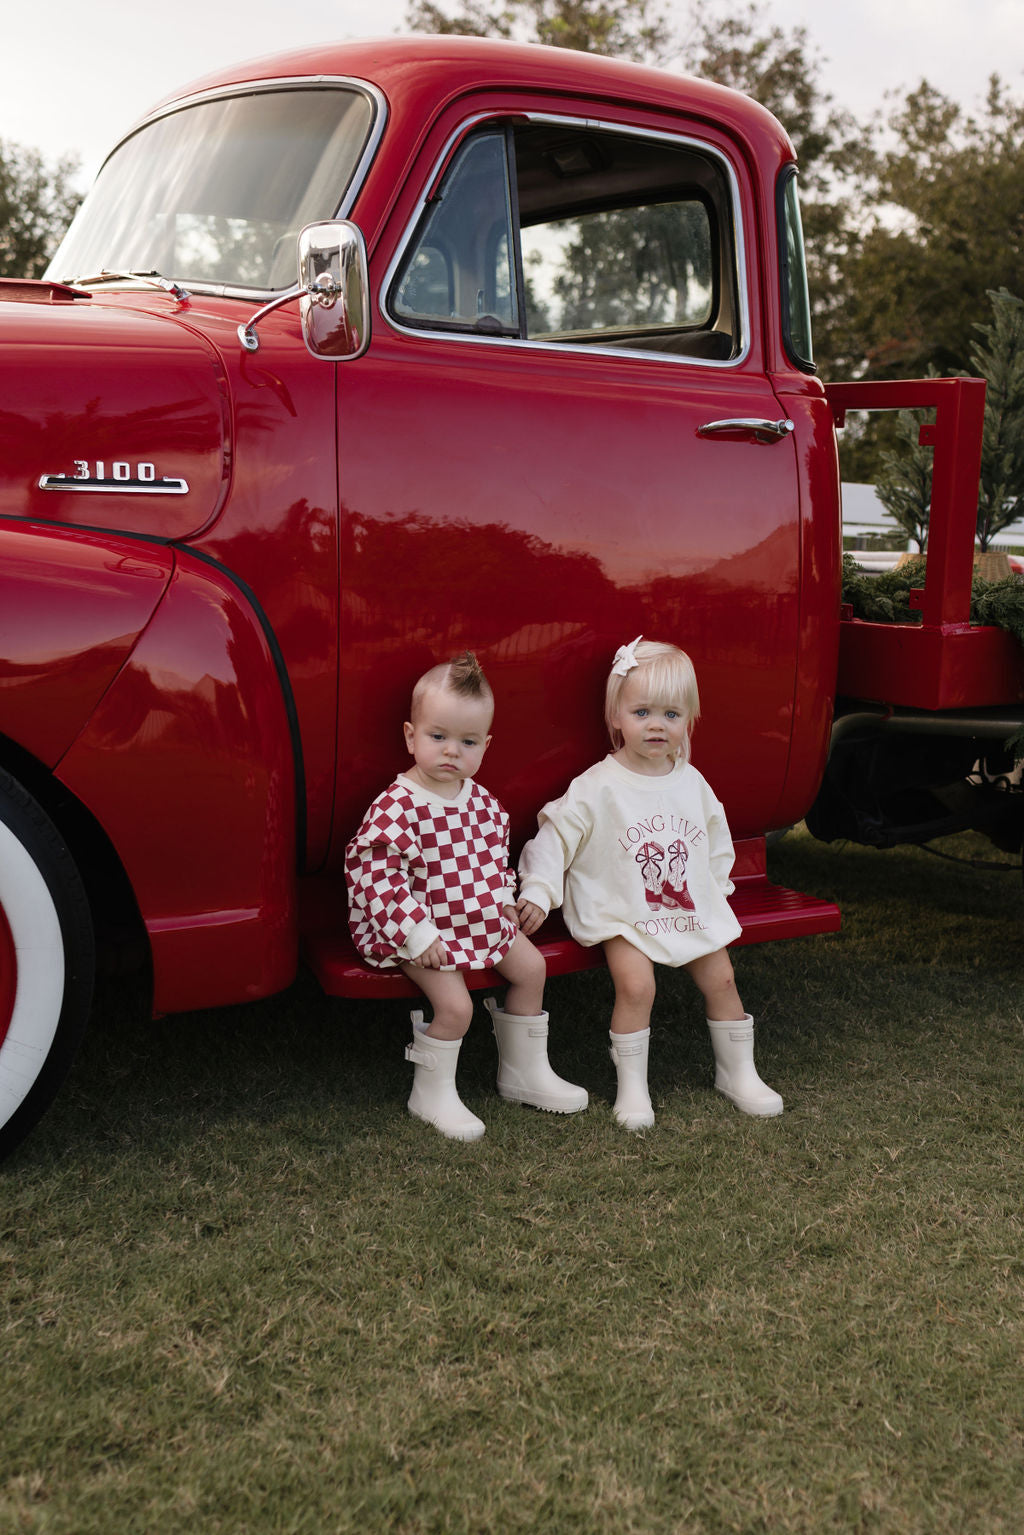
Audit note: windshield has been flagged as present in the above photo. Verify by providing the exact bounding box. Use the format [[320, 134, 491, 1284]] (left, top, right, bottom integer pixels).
[[48, 85, 378, 294]]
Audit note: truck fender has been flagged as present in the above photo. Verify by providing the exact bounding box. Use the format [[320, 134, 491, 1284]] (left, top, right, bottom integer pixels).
[[56, 548, 299, 1015], [0, 524, 173, 766]]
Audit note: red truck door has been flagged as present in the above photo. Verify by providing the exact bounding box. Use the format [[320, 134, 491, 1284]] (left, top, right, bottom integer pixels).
[[335, 107, 804, 849]]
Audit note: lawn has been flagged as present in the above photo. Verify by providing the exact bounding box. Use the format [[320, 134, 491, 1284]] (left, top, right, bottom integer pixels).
[[2, 829, 1022, 1533]]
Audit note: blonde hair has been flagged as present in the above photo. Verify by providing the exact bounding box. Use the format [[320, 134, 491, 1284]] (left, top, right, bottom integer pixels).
[[410, 650, 493, 721], [604, 639, 700, 758]]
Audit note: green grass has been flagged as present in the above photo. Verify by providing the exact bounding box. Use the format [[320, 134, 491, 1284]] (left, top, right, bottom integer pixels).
[[3, 830, 1023, 1533]]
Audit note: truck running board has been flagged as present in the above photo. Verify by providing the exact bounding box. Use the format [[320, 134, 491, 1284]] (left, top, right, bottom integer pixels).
[[299, 840, 840, 1001]]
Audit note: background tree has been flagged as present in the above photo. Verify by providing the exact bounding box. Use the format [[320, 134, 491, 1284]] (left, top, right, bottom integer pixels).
[[830, 80, 1024, 482], [971, 288, 1024, 552], [678, 2, 849, 194], [405, 0, 672, 60], [0, 140, 81, 278], [834, 79, 1024, 383]]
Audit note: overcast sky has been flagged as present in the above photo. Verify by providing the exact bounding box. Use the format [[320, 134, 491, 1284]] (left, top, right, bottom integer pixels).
[[3, 0, 1022, 186]]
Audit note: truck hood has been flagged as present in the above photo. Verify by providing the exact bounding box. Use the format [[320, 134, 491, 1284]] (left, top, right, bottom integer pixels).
[[0, 284, 230, 541]]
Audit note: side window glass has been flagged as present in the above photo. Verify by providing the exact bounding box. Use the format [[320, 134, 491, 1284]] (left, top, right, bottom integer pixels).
[[390, 121, 740, 361], [778, 169, 815, 371], [392, 131, 519, 335], [522, 201, 716, 337], [397, 244, 453, 319], [514, 122, 737, 359]]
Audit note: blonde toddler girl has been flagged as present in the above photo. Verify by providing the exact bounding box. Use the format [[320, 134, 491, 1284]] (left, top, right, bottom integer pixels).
[[517, 637, 782, 1128]]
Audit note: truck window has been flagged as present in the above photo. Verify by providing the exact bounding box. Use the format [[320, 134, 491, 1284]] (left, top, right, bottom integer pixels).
[[521, 200, 715, 338], [49, 85, 379, 294], [388, 120, 741, 361], [393, 131, 519, 334], [778, 169, 814, 371]]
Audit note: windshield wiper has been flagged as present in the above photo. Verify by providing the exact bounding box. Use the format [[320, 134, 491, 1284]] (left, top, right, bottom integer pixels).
[[63, 269, 190, 302]]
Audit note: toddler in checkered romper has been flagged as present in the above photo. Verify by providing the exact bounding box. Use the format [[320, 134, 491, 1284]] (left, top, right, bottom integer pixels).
[[345, 652, 587, 1141]]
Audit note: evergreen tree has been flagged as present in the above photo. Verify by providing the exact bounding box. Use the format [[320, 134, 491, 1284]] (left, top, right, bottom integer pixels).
[[870, 292, 1024, 554], [971, 288, 1024, 552], [875, 406, 933, 552]]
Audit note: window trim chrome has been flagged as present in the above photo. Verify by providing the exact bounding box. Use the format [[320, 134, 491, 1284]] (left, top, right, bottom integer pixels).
[[380, 110, 751, 369]]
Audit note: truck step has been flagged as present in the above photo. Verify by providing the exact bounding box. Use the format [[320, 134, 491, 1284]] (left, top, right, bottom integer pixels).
[[299, 873, 840, 1001]]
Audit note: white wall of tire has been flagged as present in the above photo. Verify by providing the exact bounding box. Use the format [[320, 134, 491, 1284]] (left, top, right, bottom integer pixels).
[[0, 816, 67, 1130]]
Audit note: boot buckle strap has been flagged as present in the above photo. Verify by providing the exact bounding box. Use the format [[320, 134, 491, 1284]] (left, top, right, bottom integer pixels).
[[405, 1043, 436, 1068]]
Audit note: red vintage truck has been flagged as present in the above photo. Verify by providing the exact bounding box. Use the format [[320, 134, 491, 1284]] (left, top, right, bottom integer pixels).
[[1, 36, 1022, 1158]]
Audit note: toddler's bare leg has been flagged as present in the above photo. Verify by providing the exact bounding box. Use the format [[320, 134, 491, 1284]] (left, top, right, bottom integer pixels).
[[493, 931, 546, 1017], [603, 936, 656, 1034], [685, 947, 743, 1021], [400, 965, 474, 1039]]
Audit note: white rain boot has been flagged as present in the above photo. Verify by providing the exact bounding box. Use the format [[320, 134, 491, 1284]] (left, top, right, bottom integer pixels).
[[484, 997, 588, 1113], [405, 1011, 486, 1141], [707, 1014, 783, 1117], [609, 1028, 655, 1130]]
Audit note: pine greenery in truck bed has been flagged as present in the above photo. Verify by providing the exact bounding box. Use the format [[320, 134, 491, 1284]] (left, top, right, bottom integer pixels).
[[841, 553, 1024, 639]]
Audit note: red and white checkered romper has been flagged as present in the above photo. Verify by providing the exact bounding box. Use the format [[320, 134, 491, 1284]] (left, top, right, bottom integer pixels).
[[345, 776, 518, 970]]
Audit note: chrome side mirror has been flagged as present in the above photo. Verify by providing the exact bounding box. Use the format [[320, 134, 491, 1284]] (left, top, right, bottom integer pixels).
[[236, 221, 371, 356], [298, 221, 370, 360]]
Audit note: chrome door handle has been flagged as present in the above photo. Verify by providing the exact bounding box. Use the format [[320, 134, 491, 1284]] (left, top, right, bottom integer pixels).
[[697, 417, 796, 442]]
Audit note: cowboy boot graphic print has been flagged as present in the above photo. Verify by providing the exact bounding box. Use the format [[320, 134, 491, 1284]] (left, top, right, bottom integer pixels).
[[636, 841, 666, 909], [663, 839, 696, 910]]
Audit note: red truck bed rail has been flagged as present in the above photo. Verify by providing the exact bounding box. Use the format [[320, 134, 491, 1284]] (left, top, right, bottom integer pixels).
[[826, 378, 1024, 710]]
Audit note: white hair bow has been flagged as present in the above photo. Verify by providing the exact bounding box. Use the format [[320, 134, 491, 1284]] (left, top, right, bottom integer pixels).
[[611, 635, 643, 677]]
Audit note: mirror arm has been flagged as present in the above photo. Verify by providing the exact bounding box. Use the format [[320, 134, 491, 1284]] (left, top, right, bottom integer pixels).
[[237, 273, 341, 353]]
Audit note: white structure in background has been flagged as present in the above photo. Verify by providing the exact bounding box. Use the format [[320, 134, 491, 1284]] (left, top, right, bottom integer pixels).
[[842, 484, 1024, 573], [842, 483, 908, 571]]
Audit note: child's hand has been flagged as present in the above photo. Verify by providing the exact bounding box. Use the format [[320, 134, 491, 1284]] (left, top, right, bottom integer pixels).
[[502, 904, 521, 930], [411, 938, 448, 969], [515, 899, 545, 937]]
